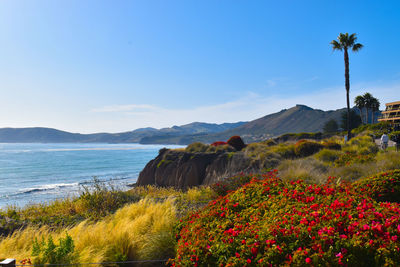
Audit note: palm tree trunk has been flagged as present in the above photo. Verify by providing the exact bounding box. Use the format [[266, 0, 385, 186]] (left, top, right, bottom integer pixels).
[[372, 110, 375, 124], [344, 48, 351, 140], [364, 107, 367, 124]]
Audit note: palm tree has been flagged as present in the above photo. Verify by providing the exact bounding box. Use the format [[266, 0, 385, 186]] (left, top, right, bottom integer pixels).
[[354, 95, 365, 124], [370, 97, 380, 124], [331, 33, 363, 140], [363, 92, 373, 124]]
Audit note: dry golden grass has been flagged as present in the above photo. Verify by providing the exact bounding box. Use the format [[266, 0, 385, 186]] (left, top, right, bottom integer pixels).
[[277, 158, 328, 184], [0, 198, 177, 264]]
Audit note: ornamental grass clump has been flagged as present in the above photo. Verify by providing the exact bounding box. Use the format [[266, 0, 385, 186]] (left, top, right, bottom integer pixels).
[[314, 148, 341, 163], [269, 143, 296, 159], [174, 171, 400, 266], [375, 151, 400, 171], [0, 198, 177, 264], [277, 158, 327, 184], [244, 143, 282, 170], [185, 142, 209, 153], [206, 144, 235, 153]]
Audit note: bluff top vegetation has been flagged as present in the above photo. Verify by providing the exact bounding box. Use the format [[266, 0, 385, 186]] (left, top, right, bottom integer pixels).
[[0, 123, 399, 266]]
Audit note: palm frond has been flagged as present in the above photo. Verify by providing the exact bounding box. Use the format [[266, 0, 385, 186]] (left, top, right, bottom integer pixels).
[[330, 40, 342, 50], [354, 95, 365, 108], [352, 43, 363, 52], [371, 98, 380, 111], [338, 33, 349, 47], [348, 33, 357, 46]]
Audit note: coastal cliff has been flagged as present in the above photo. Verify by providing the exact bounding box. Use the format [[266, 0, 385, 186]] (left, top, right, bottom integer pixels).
[[136, 148, 260, 188]]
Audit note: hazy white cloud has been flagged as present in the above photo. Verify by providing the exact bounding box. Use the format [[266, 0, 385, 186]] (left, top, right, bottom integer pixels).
[[86, 80, 400, 133], [1, 80, 399, 134]]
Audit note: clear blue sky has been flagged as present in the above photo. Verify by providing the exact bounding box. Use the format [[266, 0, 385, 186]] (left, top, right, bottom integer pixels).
[[1, 0, 399, 133]]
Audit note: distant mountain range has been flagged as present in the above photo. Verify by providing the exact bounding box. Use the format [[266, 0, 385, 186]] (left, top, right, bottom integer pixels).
[[0, 105, 363, 145], [0, 122, 245, 144]]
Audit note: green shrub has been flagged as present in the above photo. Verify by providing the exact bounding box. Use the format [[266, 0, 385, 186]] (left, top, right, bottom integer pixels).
[[269, 143, 296, 159], [314, 148, 341, 163], [294, 140, 323, 157], [276, 132, 324, 142], [185, 142, 235, 153], [185, 142, 209, 153], [348, 134, 374, 146], [343, 135, 378, 154], [32, 233, 75, 265], [353, 170, 400, 203], [260, 139, 277, 146], [351, 121, 392, 136]]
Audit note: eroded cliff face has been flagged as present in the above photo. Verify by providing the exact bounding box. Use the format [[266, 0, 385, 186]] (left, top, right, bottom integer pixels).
[[136, 148, 260, 188]]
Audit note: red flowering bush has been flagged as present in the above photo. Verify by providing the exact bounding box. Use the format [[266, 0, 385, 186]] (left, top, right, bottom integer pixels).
[[334, 152, 375, 167], [211, 141, 228, 147], [173, 171, 400, 266], [227, 136, 246, 151], [294, 140, 323, 157], [354, 170, 400, 203]]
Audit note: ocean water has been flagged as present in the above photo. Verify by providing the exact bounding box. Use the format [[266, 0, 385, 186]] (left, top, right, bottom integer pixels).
[[0, 143, 183, 208]]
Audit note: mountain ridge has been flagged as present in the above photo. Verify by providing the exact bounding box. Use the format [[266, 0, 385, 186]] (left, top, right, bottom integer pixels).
[[0, 121, 246, 144], [0, 105, 366, 144]]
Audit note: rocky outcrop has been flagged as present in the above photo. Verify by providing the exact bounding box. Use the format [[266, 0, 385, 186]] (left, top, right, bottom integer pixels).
[[136, 148, 260, 188]]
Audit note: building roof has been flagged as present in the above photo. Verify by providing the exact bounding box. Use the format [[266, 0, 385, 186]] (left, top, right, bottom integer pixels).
[[385, 101, 400, 106]]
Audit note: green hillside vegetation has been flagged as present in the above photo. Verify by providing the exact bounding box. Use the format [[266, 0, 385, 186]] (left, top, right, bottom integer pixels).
[[0, 124, 399, 265]]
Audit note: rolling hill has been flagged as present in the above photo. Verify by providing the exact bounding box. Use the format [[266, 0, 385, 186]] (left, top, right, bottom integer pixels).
[[141, 105, 349, 144], [0, 105, 367, 144], [0, 122, 245, 144]]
